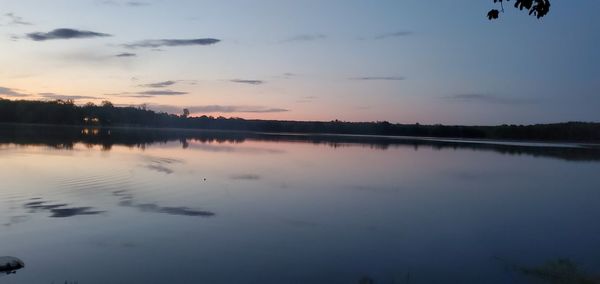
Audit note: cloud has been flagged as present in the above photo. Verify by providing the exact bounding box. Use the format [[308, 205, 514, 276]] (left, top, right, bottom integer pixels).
[[115, 52, 136, 57], [138, 90, 187, 96], [5, 13, 32, 25], [0, 87, 29, 97], [281, 34, 326, 43], [230, 174, 261, 180], [296, 96, 317, 103], [139, 80, 177, 88], [38, 93, 101, 101], [27, 28, 111, 41], [116, 90, 188, 98], [443, 94, 537, 105], [350, 76, 405, 81], [372, 31, 413, 40], [123, 38, 220, 49], [230, 79, 264, 85], [147, 104, 289, 114], [98, 0, 149, 6], [126, 1, 150, 6]]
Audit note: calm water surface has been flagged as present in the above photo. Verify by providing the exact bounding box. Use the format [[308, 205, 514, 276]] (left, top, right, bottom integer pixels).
[[1, 126, 600, 283]]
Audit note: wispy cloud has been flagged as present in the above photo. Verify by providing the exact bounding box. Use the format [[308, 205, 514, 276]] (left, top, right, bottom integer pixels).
[[350, 76, 405, 81], [296, 96, 317, 103], [129, 90, 188, 97], [230, 174, 261, 180], [27, 28, 111, 41], [139, 80, 177, 88], [281, 34, 326, 43], [108, 90, 188, 98], [38, 93, 102, 101], [443, 94, 537, 105], [98, 0, 150, 6], [125, 1, 150, 6], [372, 31, 413, 40], [5, 13, 32, 25], [123, 38, 220, 49], [115, 52, 136, 57], [0, 87, 29, 97], [147, 104, 289, 114], [230, 79, 264, 85]]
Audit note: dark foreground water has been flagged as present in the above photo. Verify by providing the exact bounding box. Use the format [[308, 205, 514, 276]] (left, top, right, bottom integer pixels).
[[1, 125, 600, 283]]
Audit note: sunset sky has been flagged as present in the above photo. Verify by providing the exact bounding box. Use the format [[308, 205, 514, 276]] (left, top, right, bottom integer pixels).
[[1, 0, 598, 125]]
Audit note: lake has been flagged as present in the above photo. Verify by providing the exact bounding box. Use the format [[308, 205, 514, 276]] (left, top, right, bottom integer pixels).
[[1, 125, 600, 283]]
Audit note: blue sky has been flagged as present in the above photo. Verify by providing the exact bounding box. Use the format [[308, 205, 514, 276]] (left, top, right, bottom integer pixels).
[[0, 0, 598, 124]]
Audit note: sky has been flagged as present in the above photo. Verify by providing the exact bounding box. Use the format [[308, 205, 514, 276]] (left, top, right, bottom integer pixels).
[[0, 0, 598, 125]]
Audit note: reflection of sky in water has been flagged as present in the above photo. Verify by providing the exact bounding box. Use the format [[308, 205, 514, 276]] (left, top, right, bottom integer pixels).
[[1, 133, 600, 283]]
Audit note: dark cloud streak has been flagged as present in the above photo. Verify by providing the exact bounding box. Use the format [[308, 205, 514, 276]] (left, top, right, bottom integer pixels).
[[230, 79, 264, 85], [148, 104, 289, 114], [38, 93, 102, 100], [281, 34, 326, 43], [372, 31, 413, 40], [27, 28, 111, 41], [5, 13, 32, 25], [115, 52, 136, 57], [139, 81, 177, 88], [0, 87, 29, 97], [350, 76, 405, 81], [123, 38, 220, 49], [443, 94, 537, 105]]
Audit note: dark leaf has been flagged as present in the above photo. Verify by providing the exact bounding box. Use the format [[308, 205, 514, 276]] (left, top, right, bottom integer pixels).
[[488, 9, 500, 20]]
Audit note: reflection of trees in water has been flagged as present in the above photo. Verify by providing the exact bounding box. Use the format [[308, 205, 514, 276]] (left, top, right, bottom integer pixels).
[[1, 125, 600, 162], [356, 258, 599, 284], [496, 257, 600, 284]]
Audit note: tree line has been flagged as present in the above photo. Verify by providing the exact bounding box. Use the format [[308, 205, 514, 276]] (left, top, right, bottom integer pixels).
[[1, 98, 599, 142]]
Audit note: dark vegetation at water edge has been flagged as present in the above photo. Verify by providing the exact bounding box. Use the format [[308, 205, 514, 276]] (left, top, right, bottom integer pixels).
[[1, 99, 599, 142], [2, 125, 600, 162]]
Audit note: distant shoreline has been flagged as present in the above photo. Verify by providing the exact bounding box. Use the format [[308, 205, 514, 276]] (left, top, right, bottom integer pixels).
[[1, 99, 599, 143], [1, 122, 599, 148]]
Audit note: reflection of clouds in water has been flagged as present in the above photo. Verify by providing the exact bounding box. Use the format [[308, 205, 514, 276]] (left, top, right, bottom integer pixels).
[[92, 240, 137, 249], [2, 125, 599, 162], [143, 156, 184, 174], [23, 199, 104, 218], [113, 190, 214, 217], [3, 215, 30, 227], [443, 169, 518, 182], [146, 164, 174, 174], [281, 219, 319, 228], [350, 185, 401, 194], [230, 174, 261, 180], [187, 143, 284, 154]]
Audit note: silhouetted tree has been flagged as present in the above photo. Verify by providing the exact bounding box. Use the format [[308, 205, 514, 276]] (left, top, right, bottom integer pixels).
[[488, 0, 551, 20], [101, 100, 114, 108], [182, 108, 190, 118]]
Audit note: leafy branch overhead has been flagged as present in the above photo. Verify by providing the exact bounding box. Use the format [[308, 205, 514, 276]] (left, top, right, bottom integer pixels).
[[488, 0, 551, 20]]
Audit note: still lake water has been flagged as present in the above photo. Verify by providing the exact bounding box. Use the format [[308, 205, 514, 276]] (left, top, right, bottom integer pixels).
[[1, 125, 600, 283]]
